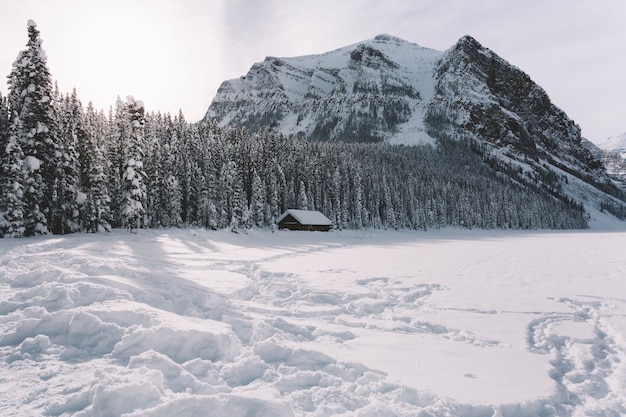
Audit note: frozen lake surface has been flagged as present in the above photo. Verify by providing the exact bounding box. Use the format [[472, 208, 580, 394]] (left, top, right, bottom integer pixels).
[[1, 227, 625, 416]]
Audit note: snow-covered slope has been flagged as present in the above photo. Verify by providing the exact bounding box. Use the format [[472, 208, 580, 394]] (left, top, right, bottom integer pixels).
[[205, 34, 442, 144], [2, 228, 626, 416], [596, 132, 626, 153]]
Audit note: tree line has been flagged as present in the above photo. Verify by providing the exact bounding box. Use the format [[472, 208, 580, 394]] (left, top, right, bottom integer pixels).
[[0, 21, 588, 238]]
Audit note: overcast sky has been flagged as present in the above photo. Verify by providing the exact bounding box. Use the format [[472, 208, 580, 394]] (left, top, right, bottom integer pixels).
[[1, 0, 624, 144]]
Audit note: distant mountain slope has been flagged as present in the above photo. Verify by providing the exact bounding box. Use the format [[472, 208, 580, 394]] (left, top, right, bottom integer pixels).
[[204, 34, 626, 221], [584, 133, 626, 184], [596, 132, 626, 153]]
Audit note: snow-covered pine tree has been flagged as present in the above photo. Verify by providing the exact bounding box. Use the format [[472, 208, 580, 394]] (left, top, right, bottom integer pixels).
[[82, 102, 112, 232], [143, 112, 183, 229], [0, 94, 7, 236], [51, 89, 82, 234], [0, 119, 26, 237], [331, 167, 343, 230], [185, 159, 203, 226], [7, 20, 60, 236], [251, 170, 266, 227], [0, 93, 9, 227], [142, 113, 162, 227], [198, 125, 220, 229], [0, 92, 8, 168], [121, 96, 147, 232], [107, 97, 130, 227], [231, 174, 246, 233], [266, 172, 280, 227], [297, 180, 309, 211], [164, 157, 183, 228], [381, 175, 396, 229]]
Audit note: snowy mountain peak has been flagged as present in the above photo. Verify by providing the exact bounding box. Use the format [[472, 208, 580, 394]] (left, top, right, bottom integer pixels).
[[453, 34, 482, 49], [373, 33, 406, 43]]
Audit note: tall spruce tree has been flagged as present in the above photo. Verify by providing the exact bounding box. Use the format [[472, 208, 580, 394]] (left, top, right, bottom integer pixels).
[[0, 118, 26, 237], [0, 93, 10, 231], [51, 89, 82, 234], [108, 97, 130, 227], [7, 20, 59, 236], [0, 92, 8, 168], [121, 96, 147, 231], [82, 102, 112, 232]]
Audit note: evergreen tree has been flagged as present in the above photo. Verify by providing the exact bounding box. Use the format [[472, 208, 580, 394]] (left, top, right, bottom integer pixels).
[[352, 169, 364, 229], [251, 170, 266, 227], [0, 93, 11, 234], [297, 180, 309, 210], [0, 92, 8, 172], [331, 168, 343, 229], [51, 89, 82, 234], [121, 96, 147, 231], [7, 20, 60, 236], [82, 103, 112, 232], [142, 114, 162, 227], [0, 119, 26, 237], [108, 97, 130, 227]]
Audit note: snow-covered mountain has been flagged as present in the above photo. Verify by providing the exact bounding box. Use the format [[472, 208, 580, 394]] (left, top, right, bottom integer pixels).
[[205, 34, 600, 172], [205, 34, 626, 218], [205, 34, 441, 145]]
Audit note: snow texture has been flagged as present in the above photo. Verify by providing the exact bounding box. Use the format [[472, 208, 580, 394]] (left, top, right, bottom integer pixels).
[[1, 227, 626, 416], [23, 155, 41, 172]]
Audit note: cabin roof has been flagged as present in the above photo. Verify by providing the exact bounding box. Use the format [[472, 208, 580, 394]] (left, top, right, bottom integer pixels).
[[276, 209, 332, 226]]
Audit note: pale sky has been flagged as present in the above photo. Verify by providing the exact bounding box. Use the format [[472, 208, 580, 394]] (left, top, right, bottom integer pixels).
[[1, 0, 624, 144]]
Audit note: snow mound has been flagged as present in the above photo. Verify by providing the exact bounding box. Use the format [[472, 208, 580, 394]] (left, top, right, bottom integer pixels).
[[112, 325, 242, 363]]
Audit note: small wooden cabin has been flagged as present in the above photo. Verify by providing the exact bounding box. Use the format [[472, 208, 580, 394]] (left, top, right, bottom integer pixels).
[[276, 209, 332, 231]]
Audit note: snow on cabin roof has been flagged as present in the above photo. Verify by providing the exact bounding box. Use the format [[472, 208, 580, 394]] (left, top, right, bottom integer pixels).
[[276, 209, 332, 225]]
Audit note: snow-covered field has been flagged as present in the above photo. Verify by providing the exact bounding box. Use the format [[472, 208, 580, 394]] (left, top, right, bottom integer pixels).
[[1, 227, 626, 416]]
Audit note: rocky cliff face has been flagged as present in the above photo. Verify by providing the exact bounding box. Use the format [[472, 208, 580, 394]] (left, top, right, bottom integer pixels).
[[426, 35, 607, 183]]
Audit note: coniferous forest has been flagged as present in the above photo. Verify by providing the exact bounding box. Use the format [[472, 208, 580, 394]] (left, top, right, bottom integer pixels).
[[0, 22, 589, 238]]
